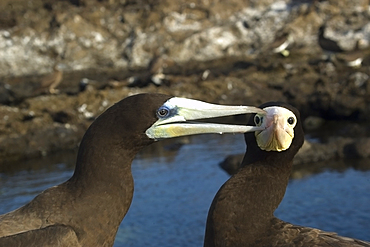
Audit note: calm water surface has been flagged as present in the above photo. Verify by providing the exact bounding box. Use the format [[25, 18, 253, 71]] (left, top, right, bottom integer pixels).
[[0, 134, 369, 246]]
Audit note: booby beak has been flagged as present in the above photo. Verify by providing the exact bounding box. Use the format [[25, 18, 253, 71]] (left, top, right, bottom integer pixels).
[[146, 97, 266, 140], [253, 106, 297, 152]]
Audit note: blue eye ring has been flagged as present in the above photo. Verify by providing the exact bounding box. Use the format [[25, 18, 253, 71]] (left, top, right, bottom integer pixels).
[[157, 106, 170, 118]]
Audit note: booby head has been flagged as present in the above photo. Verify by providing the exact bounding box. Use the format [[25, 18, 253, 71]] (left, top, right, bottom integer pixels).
[[253, 106, 297, 152], [82, 94, 266, 157], [145, 95, 266, 140], [242, 102, 304, 165]]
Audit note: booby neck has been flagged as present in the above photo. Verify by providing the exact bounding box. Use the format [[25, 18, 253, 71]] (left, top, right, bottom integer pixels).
[[204, 102, 304, 247], [42, 98, 161, 245], [0, 93, 266, 246], [204, 150, 294, 247]]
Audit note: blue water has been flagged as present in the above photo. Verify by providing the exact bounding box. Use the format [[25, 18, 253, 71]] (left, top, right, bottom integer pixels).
[[276, 169, 370, 240], [0, 134, 369, 246]]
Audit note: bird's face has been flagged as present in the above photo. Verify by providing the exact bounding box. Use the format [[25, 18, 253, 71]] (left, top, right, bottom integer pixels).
[[253, 106, 297, 152], [146, 96, 266, 140]]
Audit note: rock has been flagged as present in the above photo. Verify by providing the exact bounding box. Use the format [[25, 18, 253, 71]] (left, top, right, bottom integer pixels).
[[303, 116, 325, 130], [343, 137, 370, 158], [219, 154, 244, 175], [219, 135, 370, 176], [0, 0, 370, 162], [0, 82, 14, 104], [1, 0, 369, 78], [353, 138, 370, 158]]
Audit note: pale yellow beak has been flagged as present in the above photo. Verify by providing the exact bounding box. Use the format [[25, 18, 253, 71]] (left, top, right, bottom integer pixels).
[[146, 97, 266, 140]]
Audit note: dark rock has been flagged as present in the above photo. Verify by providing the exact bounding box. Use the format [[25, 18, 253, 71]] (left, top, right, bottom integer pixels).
[[49, 110, 73, 124], [219, 154, 244, 175], [0, 83, 14, 104], [303, 116, 325, 130], [344, 137, 370, 159], [219, 136, 370, 176]]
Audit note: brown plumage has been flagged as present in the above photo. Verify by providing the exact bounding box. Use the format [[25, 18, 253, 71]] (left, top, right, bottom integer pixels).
[[0, 94, 171, 246], [270, 32, 293, 57], [0, 93, 264, 246], [204, 102, 370, 247], [318, 25, 344, 53]]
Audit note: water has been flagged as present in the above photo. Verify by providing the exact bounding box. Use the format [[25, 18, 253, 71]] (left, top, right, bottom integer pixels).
[[0, 134, 369, 246]]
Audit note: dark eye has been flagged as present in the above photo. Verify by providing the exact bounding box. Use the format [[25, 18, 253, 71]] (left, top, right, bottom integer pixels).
[[157, 106, 170, 118], [254, 115, 263, 126], [287, 116, 295, 125]]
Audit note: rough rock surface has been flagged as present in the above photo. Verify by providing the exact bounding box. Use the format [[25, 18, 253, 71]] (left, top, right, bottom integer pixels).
[[1, 0, 370, 77], [1, 0, 370, 161]]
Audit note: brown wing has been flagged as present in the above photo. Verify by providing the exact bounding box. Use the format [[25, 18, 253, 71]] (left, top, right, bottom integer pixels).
[[0, 225, 81, 247], [266, 218, 370, 247]]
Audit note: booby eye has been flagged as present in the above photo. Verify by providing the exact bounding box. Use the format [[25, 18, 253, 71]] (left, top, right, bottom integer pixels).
[[287, 116, 296, 126], [157, 106, 170, 118], [254, 115, 263, 126]]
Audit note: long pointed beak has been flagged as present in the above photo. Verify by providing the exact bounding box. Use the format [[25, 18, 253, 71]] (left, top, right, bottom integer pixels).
[[146, 97, 266, 140]]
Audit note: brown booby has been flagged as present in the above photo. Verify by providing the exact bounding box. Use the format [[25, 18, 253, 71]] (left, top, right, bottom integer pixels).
[[0, 93, 264, 246], [204, 102, 370, 247], [334, 41, 369, 68], [317, 25, 368, 68], [318, 25, 344, 54]]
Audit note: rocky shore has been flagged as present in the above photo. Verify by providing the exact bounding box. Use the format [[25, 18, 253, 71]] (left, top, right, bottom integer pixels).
[[1, 0, 370, 162], [220, 136, 370, 176]]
